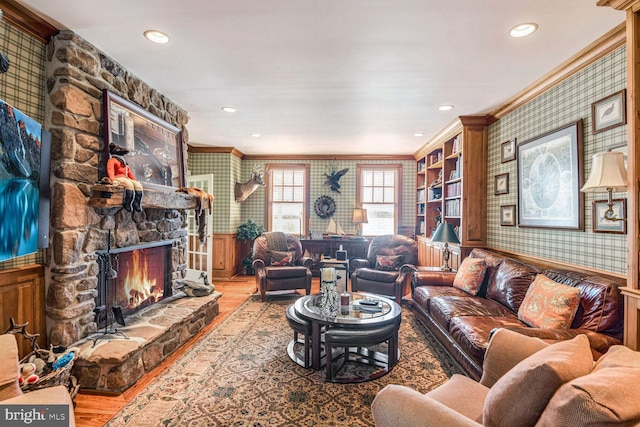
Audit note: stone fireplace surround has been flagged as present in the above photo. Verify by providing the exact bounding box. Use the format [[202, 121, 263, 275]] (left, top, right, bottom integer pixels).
[[41, 31, 222, 392]]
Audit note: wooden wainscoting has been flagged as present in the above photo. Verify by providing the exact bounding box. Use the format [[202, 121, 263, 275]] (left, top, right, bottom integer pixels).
[[0, 264, 47, 356], [209, 233, 242, 279]]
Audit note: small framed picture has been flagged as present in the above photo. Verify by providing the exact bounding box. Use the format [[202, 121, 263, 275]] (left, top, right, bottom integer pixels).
[[501, 139, 516, 163], [494, 173, 509, 195], [500, 205, 516, 226], [592, 199, 626, 234], [591, 89, 626, 134]]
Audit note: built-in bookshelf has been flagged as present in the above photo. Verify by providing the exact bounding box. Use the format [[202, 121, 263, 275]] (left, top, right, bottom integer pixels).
[[414, 116, 489, 263]]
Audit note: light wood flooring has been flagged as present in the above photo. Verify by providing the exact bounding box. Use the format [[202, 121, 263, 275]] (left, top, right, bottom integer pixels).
[[73, 276, 321, 427]]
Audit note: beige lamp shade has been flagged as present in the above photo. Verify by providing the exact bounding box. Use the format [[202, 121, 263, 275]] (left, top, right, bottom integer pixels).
[[352, 208, 368, 224], [581, 151, 627, 193]]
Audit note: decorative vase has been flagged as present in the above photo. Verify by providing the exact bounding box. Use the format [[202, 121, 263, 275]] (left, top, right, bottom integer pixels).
[[319, 268, 340, 316]]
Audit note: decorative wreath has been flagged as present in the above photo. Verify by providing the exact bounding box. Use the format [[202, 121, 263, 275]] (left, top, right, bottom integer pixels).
[[314, 195, 336, 218]]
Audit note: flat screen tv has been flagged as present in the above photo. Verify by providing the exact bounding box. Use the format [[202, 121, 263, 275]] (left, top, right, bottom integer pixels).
[[0, 99, 50, 262]]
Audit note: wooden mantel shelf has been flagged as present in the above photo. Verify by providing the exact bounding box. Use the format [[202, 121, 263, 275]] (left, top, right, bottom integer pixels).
[[88, 184, 211, 210]]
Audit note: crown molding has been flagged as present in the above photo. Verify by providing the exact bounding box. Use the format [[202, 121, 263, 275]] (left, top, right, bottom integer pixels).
[[490, 23, 625, 120], [187, 145, 244, 159], [242, 154, 414, 161], [0, 0, 58, 43]]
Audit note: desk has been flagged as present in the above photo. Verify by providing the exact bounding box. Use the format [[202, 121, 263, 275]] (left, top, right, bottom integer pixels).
[[300, 238, 369, 275]]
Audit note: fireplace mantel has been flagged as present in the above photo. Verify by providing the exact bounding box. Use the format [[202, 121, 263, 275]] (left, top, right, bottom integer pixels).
[[88, 184, 212, 210]]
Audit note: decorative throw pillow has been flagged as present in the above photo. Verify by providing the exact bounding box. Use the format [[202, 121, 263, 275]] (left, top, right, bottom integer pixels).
[[270, 251, 295, 266], [453, 258, 487, 295], [538, 368, 640, 425], [537, 346, 640, 425], [517, 274, 581, 329], [482, 334, 593, 427], [375, 255, 402, 271]]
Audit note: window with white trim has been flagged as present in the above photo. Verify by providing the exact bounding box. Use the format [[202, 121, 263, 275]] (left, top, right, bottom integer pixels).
[[357, 164, 402, 236], [266, 164, 309, 235]]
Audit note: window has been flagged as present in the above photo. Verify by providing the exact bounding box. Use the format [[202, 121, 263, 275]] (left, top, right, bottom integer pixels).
[[357, 164, 402, 236], [266, 164, 310, 235]]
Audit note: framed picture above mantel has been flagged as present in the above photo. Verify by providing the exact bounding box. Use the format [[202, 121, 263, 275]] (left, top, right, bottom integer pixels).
[[517, 120, 583, 230], [102, 89, 185, 191]]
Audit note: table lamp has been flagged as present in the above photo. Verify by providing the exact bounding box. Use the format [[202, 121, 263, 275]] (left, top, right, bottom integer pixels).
[[431, 222, 460, 271], [352, 207, 368, 237], [581, 151, 627, 221]]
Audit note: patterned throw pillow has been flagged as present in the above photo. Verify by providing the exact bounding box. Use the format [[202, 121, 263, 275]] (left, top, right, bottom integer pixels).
[[375, 255, 402, 271], [270, 251, 295, 266], [518, 274, 581, 329], [453, 257, 487, 295]]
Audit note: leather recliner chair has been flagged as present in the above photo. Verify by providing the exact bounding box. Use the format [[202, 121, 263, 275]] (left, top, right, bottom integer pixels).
[[253, 233, 313, 301], [351, 234, 418, 304]]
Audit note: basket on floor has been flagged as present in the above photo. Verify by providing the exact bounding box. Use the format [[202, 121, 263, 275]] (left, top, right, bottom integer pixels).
[[19, 346, 80, 400]]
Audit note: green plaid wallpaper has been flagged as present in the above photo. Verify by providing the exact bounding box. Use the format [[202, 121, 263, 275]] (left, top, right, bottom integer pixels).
[[487, 45, 627, 274], [0, 20, 46, 270], [188, 155, 416, 235]]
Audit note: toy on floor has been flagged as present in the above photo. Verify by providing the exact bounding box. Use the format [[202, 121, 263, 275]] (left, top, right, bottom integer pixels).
[[18, 362, 39, 387]]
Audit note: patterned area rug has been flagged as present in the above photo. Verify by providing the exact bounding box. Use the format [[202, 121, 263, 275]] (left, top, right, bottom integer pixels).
[[107, 295, 461, 426]]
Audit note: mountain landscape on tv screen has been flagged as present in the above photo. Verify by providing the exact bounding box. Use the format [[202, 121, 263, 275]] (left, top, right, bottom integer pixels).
[[0, 99, 42, 262]]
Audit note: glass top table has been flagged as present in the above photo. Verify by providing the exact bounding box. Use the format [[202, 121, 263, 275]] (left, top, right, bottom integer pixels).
[[293, 292, 402, 374]]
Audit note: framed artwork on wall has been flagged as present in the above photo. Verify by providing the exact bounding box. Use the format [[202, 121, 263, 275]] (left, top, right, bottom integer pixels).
[[102, 89, 185, 190], [592, 199, 626, 234], [517, 120, 583, 230], [500, 205, 516, 226], [494, 173, 509, 195], [591, 89, 626, 134], [501, 139, 516, 163]]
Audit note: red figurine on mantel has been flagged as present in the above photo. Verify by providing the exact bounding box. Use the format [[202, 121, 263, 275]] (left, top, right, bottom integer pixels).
[[106, 143, 143, 212]]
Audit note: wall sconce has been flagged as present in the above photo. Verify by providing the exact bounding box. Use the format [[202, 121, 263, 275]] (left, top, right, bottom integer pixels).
[[431, 222, 460, 271], [352, 207, 368, 237], [581, 151, 628, 221]]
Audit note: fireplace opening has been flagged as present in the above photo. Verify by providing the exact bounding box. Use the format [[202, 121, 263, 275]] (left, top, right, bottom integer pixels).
[[96, 240, 172, 329]]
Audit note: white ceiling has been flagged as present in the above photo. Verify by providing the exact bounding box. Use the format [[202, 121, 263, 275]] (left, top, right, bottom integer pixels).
[[17, 0, 624, 155]]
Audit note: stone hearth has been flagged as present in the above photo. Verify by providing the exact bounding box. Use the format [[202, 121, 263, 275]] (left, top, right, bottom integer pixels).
[[73, 291, 221, 394]]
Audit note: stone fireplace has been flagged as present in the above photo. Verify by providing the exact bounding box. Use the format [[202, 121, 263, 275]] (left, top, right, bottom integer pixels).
[[40, 31, 221, 393], [44, 30, 193, 346], [95, 240, 172, 329]]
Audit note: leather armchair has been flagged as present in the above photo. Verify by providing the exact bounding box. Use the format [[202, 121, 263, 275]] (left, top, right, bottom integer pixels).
[[351, 234, 418, 303], [253, 233, 313, 301]]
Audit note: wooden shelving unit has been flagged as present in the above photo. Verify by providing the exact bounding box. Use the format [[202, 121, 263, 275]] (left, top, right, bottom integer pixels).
[[414, 116, 490, 268]]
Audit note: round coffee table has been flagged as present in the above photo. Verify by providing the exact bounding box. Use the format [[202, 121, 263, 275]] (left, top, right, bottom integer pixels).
[[292, 292, 402, 382]]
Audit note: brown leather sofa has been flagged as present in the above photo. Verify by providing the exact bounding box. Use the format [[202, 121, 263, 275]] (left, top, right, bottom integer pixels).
[[351, 234, 418, 303], [253, 233, 313, 301], [410, 248, 624, 380]]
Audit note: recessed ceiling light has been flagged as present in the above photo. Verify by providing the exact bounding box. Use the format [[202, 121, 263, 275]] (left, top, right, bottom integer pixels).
[[143, 30, 170, 44], [250, 133, 261, 138], [438, 105, 454, 111], [221, 106, 237, 113], [413, 133, 424, 137], [509, 23, 538, 38]]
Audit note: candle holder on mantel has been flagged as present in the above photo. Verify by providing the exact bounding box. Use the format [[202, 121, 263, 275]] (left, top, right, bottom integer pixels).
[[319, 267, 340, 316]]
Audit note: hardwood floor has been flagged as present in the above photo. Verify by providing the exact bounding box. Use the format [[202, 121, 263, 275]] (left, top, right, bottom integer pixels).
[[73, 277, 320, 427]]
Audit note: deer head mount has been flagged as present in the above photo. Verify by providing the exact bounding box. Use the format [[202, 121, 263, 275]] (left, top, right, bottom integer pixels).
[[235, 164, 266, 203]]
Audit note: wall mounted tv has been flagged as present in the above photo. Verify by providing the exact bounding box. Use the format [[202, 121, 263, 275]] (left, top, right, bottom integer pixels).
[[0, 98, 50, 262]]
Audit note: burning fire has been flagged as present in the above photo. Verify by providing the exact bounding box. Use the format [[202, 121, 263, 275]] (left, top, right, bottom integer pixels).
[[122, 249, 164, 309]]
